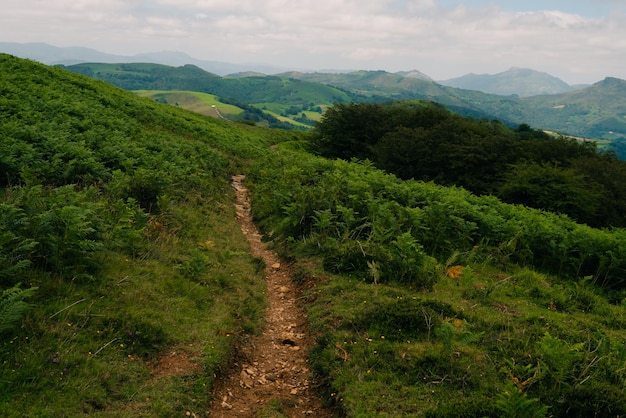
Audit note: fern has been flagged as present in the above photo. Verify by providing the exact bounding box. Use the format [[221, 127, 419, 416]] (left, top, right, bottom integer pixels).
[[0, 284, 37, 334], [494, 382, 550, 418], [537, 331, 583, 388]]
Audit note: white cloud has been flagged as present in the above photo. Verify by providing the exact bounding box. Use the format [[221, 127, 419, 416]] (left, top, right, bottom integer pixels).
[[0, 0, 625, 83]]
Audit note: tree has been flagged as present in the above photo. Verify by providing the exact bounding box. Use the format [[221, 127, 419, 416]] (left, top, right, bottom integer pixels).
[[313, 102, 391, 160], [497, 162, 601, 225]]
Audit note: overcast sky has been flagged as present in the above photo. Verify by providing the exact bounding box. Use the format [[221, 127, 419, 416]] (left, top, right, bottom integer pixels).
[[2, 0, 625, 84]]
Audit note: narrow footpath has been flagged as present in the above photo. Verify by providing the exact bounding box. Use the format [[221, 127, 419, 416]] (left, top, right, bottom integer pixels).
[[207, 175, 335, 417]]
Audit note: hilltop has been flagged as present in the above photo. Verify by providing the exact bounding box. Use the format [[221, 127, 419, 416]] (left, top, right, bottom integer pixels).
[[439, 67, 579, 97], [2, 54, 626, 417]]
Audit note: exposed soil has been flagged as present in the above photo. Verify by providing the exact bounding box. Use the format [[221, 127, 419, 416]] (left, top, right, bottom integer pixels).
[[147, 349, 202, 380], [205, 175, 336, 417]]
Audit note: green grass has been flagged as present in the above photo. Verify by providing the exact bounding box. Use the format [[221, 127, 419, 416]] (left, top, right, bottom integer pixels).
[[253, 103, 324, 125], [255, 399, 292, 418], [257, 108, 313, 128], [300, 253, 626, 416], [247, 142, 626, 417], [134, 90, 244, 118], [0, 54, 286, 416], [255, 102, 293, 115], [301, 110, 324, 122], [0, 187, 267, 417]]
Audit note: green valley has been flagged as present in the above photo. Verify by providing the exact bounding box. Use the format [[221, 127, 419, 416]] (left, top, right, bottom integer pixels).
[[3, 54, 626, 417]]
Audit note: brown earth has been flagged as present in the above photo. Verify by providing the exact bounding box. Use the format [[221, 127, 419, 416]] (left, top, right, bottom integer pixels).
[[204, 175, 337, 417]]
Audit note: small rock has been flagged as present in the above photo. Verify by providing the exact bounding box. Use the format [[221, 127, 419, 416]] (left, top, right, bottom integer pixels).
[[290, 388, 298, 395], [240, 370, 254, 388], [271, 262, 281, 270]]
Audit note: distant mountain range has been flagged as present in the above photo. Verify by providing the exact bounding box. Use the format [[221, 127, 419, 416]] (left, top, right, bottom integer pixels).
[[1, 42, 586, 97], [0, 42, 288, 76]]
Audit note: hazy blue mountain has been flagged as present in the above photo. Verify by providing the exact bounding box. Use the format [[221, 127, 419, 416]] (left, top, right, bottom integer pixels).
[[0, 42, 124, 65], [0, 42, 288, 76], [439, 67, 580, 97]]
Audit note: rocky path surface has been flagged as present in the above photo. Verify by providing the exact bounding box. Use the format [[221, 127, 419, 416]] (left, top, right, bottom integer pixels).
[[207, 175, 335, 417]]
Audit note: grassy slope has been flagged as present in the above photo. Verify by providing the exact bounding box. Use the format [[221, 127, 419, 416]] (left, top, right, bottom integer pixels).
[[522, 77, 626, 139], [247, 149, 626, 417], [0, 54, 297, 416], [134, 90, 245, 118]]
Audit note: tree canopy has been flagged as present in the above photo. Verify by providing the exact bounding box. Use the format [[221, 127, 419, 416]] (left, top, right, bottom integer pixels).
[[312, 101, 626, 228]]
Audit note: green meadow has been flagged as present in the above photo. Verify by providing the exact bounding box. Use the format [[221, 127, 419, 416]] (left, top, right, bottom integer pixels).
[[134, 90, 245, 119]]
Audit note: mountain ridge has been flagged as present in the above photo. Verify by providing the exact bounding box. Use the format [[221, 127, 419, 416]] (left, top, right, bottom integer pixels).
[[62, 60, 626, 143], [0, 41, 288, 76], [0, 42, 599, 96]]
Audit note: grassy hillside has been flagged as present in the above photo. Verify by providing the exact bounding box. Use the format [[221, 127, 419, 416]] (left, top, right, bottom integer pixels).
[[3, 54, 626, 417], [0, 54, 298, 416], [280, 70, 439, 98], [134, 90, 245, 119], [248, 146, 626, 417], [312, 101, 626, 229], [522, 77, 626, 140]]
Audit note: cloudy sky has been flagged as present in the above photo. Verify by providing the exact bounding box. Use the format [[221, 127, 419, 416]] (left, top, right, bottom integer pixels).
[[2, 0, 625, 84]]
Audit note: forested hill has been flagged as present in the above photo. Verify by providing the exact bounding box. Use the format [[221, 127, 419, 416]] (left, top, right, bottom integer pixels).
[[313, 101, 626, 228], [3, 54, 626, 417], [65, 62, 352, 108]]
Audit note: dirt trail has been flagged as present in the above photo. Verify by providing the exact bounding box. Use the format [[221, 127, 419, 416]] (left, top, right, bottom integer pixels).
[[207, 175, 335, 417]]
